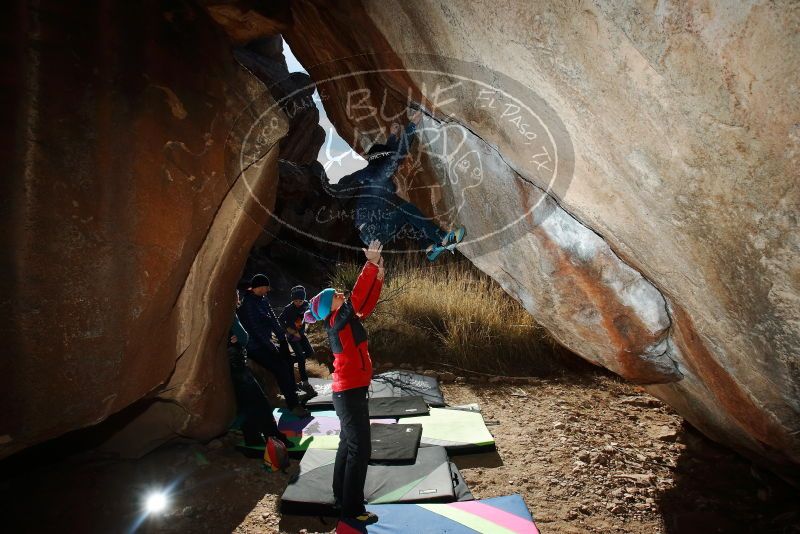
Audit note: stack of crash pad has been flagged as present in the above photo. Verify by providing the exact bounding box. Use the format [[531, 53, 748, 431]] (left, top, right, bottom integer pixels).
[[278, 369, 535, 532], [280, 372, 490, 512], [281, 446, 467, 515]]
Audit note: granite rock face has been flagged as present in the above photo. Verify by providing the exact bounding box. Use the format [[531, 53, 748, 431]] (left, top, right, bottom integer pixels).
[[277, 0, 799, 479], [2, 0, 798, 483], [1, 1, 287, 458]]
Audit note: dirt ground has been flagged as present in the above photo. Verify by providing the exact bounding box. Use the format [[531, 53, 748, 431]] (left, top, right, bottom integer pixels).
[[3, 363, 798, 534]]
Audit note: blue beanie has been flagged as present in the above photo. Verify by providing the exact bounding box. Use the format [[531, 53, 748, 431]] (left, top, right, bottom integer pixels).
[[309, 288, 336, 321]]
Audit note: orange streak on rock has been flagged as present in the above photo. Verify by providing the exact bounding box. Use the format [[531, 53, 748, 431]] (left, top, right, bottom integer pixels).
[[534, 226, 675, 384], [670, 304, 791, 453]]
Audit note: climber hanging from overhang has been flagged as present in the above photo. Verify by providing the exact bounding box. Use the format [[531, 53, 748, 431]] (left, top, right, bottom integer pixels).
[[330, 109, 466, 261]]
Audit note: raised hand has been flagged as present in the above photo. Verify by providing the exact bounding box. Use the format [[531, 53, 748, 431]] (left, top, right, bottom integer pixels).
[[363, 239, 383, 264]]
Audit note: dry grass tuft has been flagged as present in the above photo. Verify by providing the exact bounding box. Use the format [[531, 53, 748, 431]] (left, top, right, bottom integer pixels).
[[327, 256, 587, 377]]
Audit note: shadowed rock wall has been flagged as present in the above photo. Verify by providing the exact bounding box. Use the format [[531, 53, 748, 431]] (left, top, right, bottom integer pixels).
[[0, 0, 286, 458]]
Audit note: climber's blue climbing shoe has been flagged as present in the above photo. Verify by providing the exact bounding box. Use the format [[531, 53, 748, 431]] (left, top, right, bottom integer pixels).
[[443, 227, 466, 247], [426, 244, 450, 262]]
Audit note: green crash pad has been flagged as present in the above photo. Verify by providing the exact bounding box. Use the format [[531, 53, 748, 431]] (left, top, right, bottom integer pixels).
[[398, 407, 495, 454]]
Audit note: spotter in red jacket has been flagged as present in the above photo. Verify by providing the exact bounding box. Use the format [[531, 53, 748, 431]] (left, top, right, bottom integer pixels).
[[325, 261, 383, 392]]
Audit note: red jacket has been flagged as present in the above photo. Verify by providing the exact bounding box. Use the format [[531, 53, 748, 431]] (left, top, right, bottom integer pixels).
[[325, 261, 383, 392]]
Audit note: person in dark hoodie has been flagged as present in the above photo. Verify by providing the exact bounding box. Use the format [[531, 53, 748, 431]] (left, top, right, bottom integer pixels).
[[333, 109, 465, 261], [237, 274, 309, 418], [228, 294, 290, 448], [279, 285, 316, 396], [304, 240, 384, 526]]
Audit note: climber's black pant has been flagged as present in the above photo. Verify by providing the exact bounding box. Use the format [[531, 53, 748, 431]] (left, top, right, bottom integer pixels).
[[248, 346, 300, 408], [288, 335, 314, 383], [332, 386, 371, 517], [230, 366, 280, 445], [357, 197, 446, 248]]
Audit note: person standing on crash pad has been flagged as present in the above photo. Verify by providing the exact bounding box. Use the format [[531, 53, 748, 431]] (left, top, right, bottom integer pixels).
[[304, 240, 385, 526]]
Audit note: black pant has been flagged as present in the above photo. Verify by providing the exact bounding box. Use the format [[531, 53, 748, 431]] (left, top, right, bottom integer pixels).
[[248, 345, 300, 408], [230, 366, 280, 445], [288, 335, 314, 383], [332, 386, 371, 517]]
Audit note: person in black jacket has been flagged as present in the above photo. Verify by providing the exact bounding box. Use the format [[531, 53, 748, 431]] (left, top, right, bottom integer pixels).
[[279, 285, 317, 397], [237, 274, 309, 418], [228, 298, 290, 448]]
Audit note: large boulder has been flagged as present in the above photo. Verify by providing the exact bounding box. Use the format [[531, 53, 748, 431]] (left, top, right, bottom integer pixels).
[[0, 1, 287, 458], [2, 0, 798, 484], [276, 0, 799, 479]]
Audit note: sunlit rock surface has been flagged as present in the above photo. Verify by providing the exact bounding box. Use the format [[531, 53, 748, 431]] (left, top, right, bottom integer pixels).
[[276, 0, 799, 479]]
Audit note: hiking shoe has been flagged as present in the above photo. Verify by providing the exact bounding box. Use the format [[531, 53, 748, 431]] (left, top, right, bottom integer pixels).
[[351, 511, 379, 525], [291, 406, 311, 418], [442, 226, 466, 247]]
